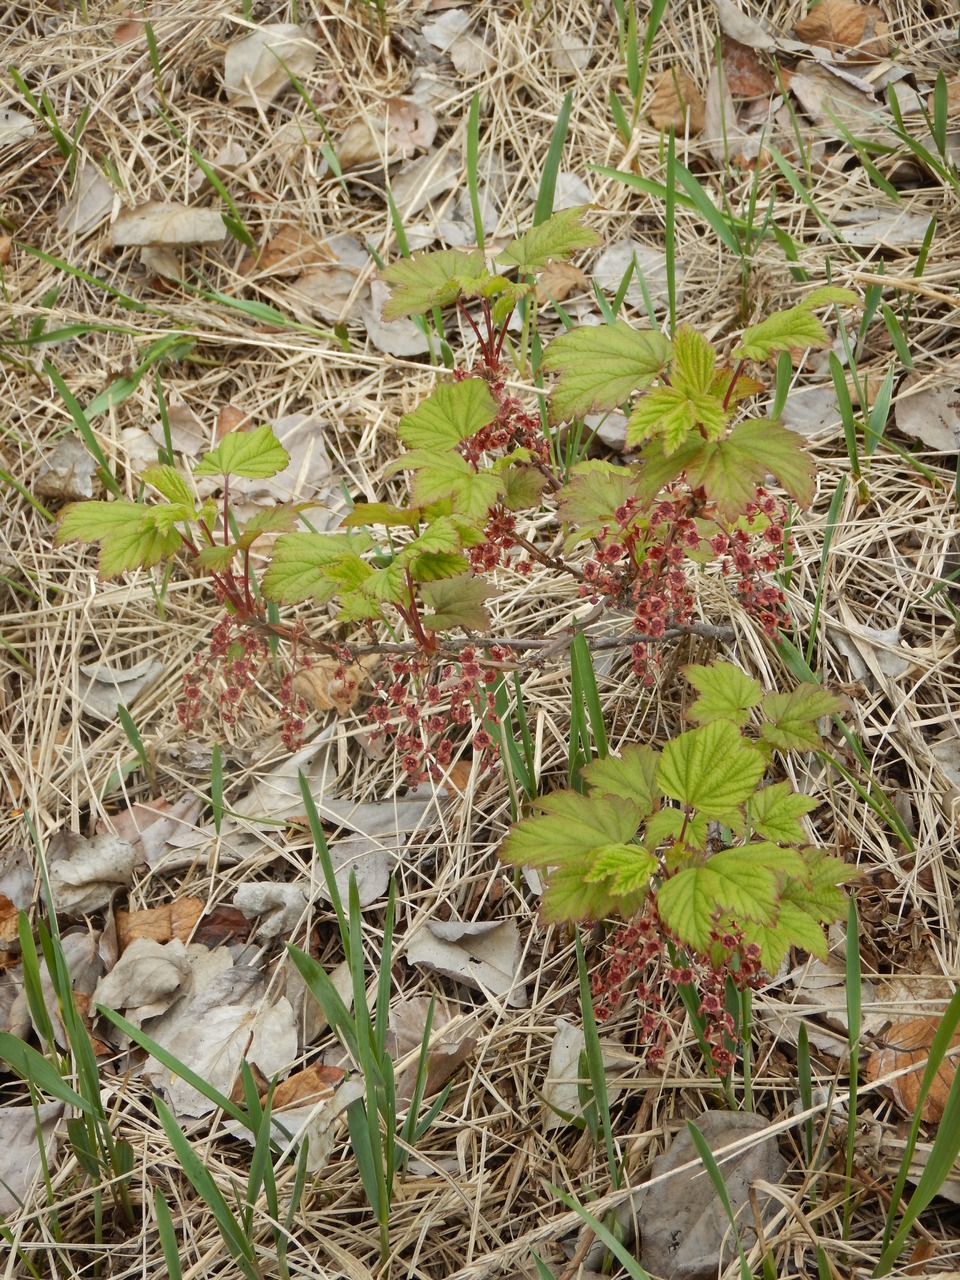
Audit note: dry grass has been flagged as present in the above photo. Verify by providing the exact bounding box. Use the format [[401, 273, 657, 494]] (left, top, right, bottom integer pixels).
[[2, 0, 960, 1277]]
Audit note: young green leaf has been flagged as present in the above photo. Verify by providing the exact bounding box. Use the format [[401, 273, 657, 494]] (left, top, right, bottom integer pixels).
[[142, 463, 193, 506], [500, 789, 641, 871], [195, 543, 240, 571], [56, 500, 183, 577], [262, 531, 373, 605], [380, 248, 489, 319], [656, 722, 766, 824], [237, 502, 309, 548], [583, 843, 658, 896], [542, 321, 671, 423], [193, 424, 289, 480], [658, 846, 788, 952], [761, 685, 845, 752], [684, 418, 816, 518], [556, 461, 642, 548], [684, 661, 763, 728], [750, 782, 816, 844], [396, 379, 498, 451], [733, 306, 832, 362], [342, 502, 423, 529], [385, 449, 503, 521], [420, 574, 496, 631], [580, 744, 660, 812], [626, 326, 729, 453], [498, 207, 600, 274]]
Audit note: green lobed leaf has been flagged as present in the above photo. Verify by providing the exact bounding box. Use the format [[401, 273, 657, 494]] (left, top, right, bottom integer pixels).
[[734, 306, 831, 362], [407, 549, 471, 583], [236, 502, 309, 548], [341, 502, 423, 529], [361, 559, 408, 604], [539, 864, 646, 924], [142, 464, 193, 506], [195, 543, 240, 571], [657, 848, 783, 952], [743, 848, 851, 967], [761, 685, 845, 752], [583, 843, 658, 896], [386, 449, 504, 521], [261, 531, 373, 605], [396, 379, 498, 451], [656, 721, 766, 823], [498, 207, 601, 274], [556, 461, 642, 549], [580, 744, 660, 813], [684, 661, 763, 728], [421, 574, 496, 631], [750, 782, 816, 845], [380, 248, 489, 319], [802, 286, 860, 309], [635, 435, 704, 504], [500, 789, 641, 872], [500, 464, 548, 511], [542, 321, 671, 424], [683, 418, 816, 518], [56, 500, 183, 578], [670, 325, 717, 396], [193, 424, 289, 480]]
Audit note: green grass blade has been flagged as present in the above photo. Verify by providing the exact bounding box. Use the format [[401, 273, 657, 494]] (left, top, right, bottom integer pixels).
[[876, 983, 960, 1270], [571, 632, 608, 760], [154, 1188, 184, 1280], [43, 360, 123, 498], [805, 476, 846, 667], [466, 91, 484, 252], [686, 1121, 751, 1280], [534, 92, 572, 224], [154, 1096, 260, 1277], [0, 1033, 93, 1112], [96, 1005, 254, 1130], [843, 896, 862, 1240], [576, 934, 620, 1188], [551, 1184, 654, 1280]]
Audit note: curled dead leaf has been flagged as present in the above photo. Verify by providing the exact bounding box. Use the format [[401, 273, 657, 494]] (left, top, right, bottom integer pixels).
[[792, 0, 890, 59], [336, 98, 437, 170], [116, 897, 204, 951], [719, 35, 775, 98], [223, 24, 316, 109], [238, 224, 335, 278], [293, 655, 376, 715], [647, 69, 705, 134], [865, 1016, 960, 1122], [269, 1061, 344, 1109], [112, 202, 225, 247]]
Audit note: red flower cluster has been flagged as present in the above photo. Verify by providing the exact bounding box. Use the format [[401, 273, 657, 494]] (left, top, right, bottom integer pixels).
[[367, 645, 508, 784], [593, 905, 766, 1075]]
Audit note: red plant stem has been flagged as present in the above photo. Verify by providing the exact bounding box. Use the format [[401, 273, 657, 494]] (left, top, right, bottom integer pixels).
[[722, 359, 746, 412]]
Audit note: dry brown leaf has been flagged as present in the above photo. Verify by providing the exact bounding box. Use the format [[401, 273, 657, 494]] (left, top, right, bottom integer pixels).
[[268, 1062, 344, 1109], [116, 897, 204, 951], [292, 657, 371, 715], [0, 894, 18, 946], [215, 404, 250, 439], [865, 1016, 960, 1122], [35, 438, 99, 502], [647, 69, 705, 134], [703, 63, 762, 166], [112, 202, 224, 247], [114, 14, 144, 44], [720, 35, 774, 98], [793, 0, 890, 59], [0, 235, 11, 265], [238, 224, 335, 278], [223, 24, 316, 109], [336, 98, 437, 169]]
